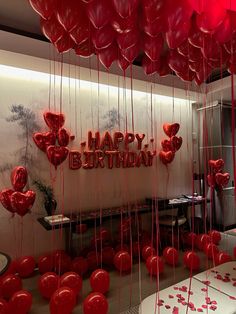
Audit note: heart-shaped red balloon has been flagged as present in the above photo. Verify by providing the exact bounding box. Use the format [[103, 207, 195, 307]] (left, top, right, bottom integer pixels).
[[11, 190, 36, 217], [215, 172, 230, 187], [161, 139, 172, 152], [58, 128, 70, 147], [0, 189, 15, 213], [170, 136, 182, 152], [46, 146, 69, 168], [163, 123, 180, 137], [43, 112, 65, 132], [207, 174, 216, 187], [11, 166, 28, 191], [208, 159, 224, 172], [159, 150, 175, 164], [33, 132, 56, 152]]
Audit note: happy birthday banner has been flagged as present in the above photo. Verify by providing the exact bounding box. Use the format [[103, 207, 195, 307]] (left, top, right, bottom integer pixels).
[[69, 131, 156, 170]]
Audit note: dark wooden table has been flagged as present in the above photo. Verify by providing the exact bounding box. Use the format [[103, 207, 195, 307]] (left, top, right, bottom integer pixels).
[[37, 197, 208, 253]]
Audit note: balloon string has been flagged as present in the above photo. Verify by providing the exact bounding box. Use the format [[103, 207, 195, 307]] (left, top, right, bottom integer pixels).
[[130, 65, 134, 133]]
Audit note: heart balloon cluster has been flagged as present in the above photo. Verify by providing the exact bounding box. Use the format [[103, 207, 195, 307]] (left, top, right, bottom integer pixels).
[[207, 158, 230, 190], [28, 0, 236, 85], [159, 123, 182, 165], [33, 111, 72, 169], [0, 166, 36, 216]]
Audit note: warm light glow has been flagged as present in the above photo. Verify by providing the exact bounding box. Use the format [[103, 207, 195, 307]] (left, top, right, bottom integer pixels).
[[0, 64, 192, 105]]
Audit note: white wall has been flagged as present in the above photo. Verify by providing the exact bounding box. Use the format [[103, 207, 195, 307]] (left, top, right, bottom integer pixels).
[[0, 51, 195, 258]]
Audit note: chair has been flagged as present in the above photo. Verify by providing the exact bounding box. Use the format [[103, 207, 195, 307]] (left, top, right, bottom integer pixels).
[[159, 204, 189, 251]]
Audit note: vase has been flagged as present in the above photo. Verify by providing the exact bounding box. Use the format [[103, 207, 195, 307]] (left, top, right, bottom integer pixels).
[[44, 199, 57, 216]]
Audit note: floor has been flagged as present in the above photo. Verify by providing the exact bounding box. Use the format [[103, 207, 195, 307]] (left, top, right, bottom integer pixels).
[[19, 233, 236, 314]]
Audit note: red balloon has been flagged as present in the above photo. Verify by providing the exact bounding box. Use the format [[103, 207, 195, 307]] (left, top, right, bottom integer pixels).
[[0, 298, 9, 314], [204, 243, 219, 259], [46, 145, 69, 168], [70, 23, 89, 46], [163, 123, 180, 137], [101, 247, 115, 266], [71, 257, 88, 277], [11, 190, 36, 217], [44, 111, 65, 131], [183, 251, 200, 271], [208, 230, 221, 245], [38, 254, 54, 274], [75, 39, 95, 58], [9, 290, 32, 314], [188, 17, 207, 48], [142, 55, 159, 75], [142, 246, 156, 261], [168, 50, 189, 74], [167, 0, 193, 27], [163, 247, 179, 266], [92, 24, 115, 50], [28, 0, 57, 19], [1, 275, 22, 300], [57, 0, 82, 32], [112, 0, 139, 18], [143, 34, 163, 61], [224, 33, 236, 54], [50, 287, 76, 314], [146, 255, 164, 276], [11, 166, 28, 192], [201, 36, 222, 61], [0, 189, 15, 214], [83, 292, 108, 314], [40, 15, 64, 44], [60, 272, 82, 296], [16, 256, 35, 278], [121, 42, 140, 63], [33, 131, 56, 152], [142, 15, 166, 37], [112, 12, 138, 33], [57, 128, 70, 147], [159, 150, 175, 164], [214, 12, 234, 44], [215, 251, 232, 266], [38, 272, 59, 300], [117, 29, 139, 50], [54, 33, 75, 53], [98, 42, 118, 69], [90, 269, 110, 294], [215, 172, 230, 187], [142, 0, 165, 23], [166, 20, 190, 49], [196, 2, 226, 34], [118, 54, 131, 71], [114, 251, 132, 273], [196, 234, 210, 251], [3, 261, 18, 277], [87, 0, 114, 29]]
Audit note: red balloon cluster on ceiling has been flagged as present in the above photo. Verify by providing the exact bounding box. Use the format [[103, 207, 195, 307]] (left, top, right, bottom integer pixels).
[[29, 0, 236, 84]]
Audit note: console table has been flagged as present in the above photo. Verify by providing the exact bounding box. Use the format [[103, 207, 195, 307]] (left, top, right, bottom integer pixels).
[[37, 197, 208, 253]]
